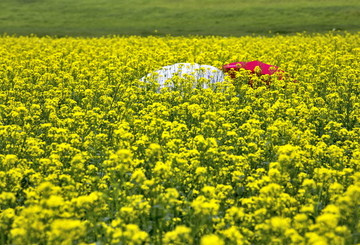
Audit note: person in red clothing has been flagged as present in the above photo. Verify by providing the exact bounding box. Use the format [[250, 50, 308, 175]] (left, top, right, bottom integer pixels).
[[222, 60, 286, 87]]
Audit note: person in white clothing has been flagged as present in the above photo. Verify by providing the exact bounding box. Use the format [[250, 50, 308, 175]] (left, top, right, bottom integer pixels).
[[140, 63, 226, 90]]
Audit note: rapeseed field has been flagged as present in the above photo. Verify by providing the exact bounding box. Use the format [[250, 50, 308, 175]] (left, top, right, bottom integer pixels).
[[0, 33, 359, 244]]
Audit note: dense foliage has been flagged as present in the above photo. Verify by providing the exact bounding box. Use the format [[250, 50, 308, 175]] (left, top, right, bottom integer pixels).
[[0, 33, 359, 244]]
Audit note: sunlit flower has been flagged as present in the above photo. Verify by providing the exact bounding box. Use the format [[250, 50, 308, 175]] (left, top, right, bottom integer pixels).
[[0, 33, 359, 244]]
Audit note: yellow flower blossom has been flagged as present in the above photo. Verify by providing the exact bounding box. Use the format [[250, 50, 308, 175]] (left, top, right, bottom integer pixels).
[[200, 234, 224, 245], [0, 33, 359, 244], [163, 225, 193, 244]]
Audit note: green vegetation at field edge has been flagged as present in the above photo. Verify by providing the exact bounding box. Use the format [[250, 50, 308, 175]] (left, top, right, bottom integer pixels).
[[0, 0, 359, 37]]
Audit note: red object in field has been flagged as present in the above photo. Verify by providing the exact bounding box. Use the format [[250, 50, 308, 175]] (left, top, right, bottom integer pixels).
[[223, 60, 282, 77]]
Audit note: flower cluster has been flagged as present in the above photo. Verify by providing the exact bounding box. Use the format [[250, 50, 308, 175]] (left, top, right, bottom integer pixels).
[[0, 32, 359, 244]]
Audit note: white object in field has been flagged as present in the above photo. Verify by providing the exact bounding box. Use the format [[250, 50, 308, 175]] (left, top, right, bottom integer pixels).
[[140, 63, 225, 90]]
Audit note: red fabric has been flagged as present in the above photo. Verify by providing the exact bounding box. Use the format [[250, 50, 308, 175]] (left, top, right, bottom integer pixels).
[[223, 60, 282, 76]]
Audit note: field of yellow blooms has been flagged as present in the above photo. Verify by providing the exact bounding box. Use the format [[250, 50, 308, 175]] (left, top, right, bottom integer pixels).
[[0, 33, 359, 244]]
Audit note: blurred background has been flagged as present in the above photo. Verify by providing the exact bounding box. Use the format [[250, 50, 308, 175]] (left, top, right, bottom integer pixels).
[[0, 0, 359, 36]]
